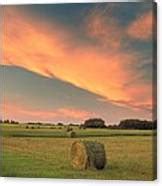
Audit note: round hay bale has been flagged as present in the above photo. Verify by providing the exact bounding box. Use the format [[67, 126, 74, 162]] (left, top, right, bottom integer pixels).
[[66, 126, 73, 132], [67, 131, 76, 138], [71, 141, 106, 170]]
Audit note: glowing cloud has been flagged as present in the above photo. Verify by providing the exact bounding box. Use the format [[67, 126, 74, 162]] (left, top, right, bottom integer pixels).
[[127, 11, 153, 41], [85, 7, 123, 49], [2, 100, 92, 122], [2, 7, 152, 112]]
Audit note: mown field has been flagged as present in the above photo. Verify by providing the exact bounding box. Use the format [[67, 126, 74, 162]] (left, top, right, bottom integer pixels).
[[1, 124, 157, 180]]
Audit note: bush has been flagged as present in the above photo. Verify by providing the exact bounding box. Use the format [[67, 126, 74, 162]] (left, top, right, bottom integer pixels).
[[66, 126, 73, 132], [50, 126, 56, 129], [79, 125, 86, 129]]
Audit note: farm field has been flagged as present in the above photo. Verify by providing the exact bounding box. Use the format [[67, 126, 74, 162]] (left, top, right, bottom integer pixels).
[[1, 124, 156, 180], [1, 2, 157, 182]]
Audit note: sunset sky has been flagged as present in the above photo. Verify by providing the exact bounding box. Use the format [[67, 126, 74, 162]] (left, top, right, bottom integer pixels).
[[1, 2, 155, 124]]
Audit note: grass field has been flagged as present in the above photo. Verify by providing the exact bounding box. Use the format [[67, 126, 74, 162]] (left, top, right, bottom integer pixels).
[[1, 124, 157, 180]]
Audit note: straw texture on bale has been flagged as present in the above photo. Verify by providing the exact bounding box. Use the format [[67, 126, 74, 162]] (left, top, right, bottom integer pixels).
[[71, 141, 106, 170]]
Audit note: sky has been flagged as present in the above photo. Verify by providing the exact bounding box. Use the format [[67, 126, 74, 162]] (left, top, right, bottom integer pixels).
[[1, 2, 156, 124]]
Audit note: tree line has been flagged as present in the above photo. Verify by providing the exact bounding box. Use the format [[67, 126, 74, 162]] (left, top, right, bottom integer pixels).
[[81, 118, 157, 130], [0, 119, 19, 124], [1, 118, 157, 130]]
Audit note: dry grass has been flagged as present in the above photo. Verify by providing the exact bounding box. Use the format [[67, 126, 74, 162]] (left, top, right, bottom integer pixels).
[[2, 134, 156, 180]]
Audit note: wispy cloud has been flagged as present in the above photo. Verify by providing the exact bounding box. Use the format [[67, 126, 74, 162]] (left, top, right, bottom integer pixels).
[[2, 100, 92, 122], [85, 6, 123, 49], [127, 10, 153, 41]]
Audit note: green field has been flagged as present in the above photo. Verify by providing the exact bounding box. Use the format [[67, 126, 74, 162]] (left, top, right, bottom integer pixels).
[[1, 124, 157, 180]]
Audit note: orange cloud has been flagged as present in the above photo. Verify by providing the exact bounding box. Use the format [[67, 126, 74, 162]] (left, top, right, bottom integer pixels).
[[2, 100, 92, 122], [85, 7, 123, 49], [2, 7, 152, 112], [127, 11, 153, 40], [57, 108, 91, 119]]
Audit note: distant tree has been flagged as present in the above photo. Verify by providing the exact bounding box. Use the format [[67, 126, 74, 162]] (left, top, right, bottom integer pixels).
[[107, 124, 118, 129], [27, 122, 34, 125], [83, 118, 106, 128], [69, 123, 78, 127], [153, 120, 157, 130], [10, 120, 19, 124], [118, 119, 156, 130], [36, 122, 42, 125], [57, 122, 64, 126], [4, 119, 10, 124]]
